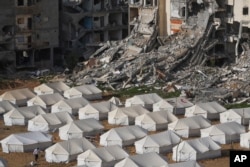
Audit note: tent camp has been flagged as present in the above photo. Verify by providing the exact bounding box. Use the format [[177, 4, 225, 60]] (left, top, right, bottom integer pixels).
[[114, 152, 168, 167], [135, 110, 178, 131], [34, 82, 70, 95], [153, 99, 174, 112], [28, 111, 73, 132], [109, 96, 123, 106], [168, 161, 201, 167], [79, 101, 118, 120], [51, 97, 89, 115], [201, 122, 246, 144], [0, 101, 16, 115], [4, 105, 46, 126], [45, 138, 95, 163], [77, 145, 129, 167], [1, 131, 52, 153], [166, 97, 193, 114], [172, 137, 221, 161], [59, 118, 104, 140], [100, 125, 147, 147], [27, 93, 64, 111], [125, 93, 163, 110], [64, 84, 102, 100], [168, 115, 211, 138], [220, 108, 250, 125], [34, 83, 54, 95], [134, 130, 181, 154], [0, 88, 35, 106], [108, 105, 150, 125], [240, 131, 250, 149], [185, 101, 226, 120]]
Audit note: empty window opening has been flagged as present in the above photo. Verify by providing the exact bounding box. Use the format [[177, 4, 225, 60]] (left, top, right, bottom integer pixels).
[[17, 18, 25, 24], [243, 7, 249, 15], [17, 0, 24, 6]]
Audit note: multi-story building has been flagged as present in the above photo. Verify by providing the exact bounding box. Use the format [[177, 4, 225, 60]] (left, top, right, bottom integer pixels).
[[0, 0, 59, 71]]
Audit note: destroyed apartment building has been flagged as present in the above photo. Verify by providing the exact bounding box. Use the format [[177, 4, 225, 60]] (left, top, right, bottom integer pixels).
[[71, 0, 250, 104]]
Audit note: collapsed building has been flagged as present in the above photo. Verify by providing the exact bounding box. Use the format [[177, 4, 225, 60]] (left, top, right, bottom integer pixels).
[[71, 0, 250, 104]]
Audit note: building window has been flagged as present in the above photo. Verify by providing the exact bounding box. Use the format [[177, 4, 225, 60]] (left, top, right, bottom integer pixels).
[[243, 7, 249, 15], [17, 18, 25, 24], [16, 36, 25, 43], [17, 0, 24, 6]]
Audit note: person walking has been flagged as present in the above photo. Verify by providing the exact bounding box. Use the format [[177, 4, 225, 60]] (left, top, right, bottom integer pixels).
[[33, 148, 40, 162]]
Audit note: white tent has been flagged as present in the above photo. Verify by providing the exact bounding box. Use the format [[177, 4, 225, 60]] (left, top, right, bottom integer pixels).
[[28, 111, 73, 132], [153, 100, 174, 112], [27, 93, 64, 111], [114, 152, 168, 167], [79, 101, 118, 120], [64, 84, 102, 100], [135, 110, 178, 131], [77, 145, 129, 167], [45, 138, 95, 163], [100, 125, 147, 147], [59, 118, 104, 140], [51, 97, 89, 115], [135, 130, 181, 154], [220, 108, 250, 125], [168, 115, 211, 138], [165, 97, 194, 114], [240, 131, 250, 149], [0, 158, 7, 167], [34, 83, 54, 95], [0, 101, 16, 115], [172, 137, 221, 161], [125, 93, 163, 110], [3, 105, 46, 126], [0, 88, 35, 106], [108, 105, 149, 125], [109, 96, 123, 106], [185, 101, 226, 120], [201, 122, 246, 144], [168, 161, 201, 167], [1, 131, 52, 153]]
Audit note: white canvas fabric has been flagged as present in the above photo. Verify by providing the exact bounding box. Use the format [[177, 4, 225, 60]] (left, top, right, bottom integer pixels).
[[135, 130, 181, 154], [0, 158, 7, 167], [135, 110, 178, 131], [0, 88, 35, 106], [100, 125, 147, 147], [0, 101, 16, 114], [168, 115, 211, 138], [201, 122, 246, 144], [240, 131, 250, 148], [28, 111, 73, 132], [59, 118, 104, 140], [172, 137, 221, 161], [34, 83, 54, 95], [77, 145, 129, 167], [165, 97, 194, 115], [45, 138, 95, 163], [185, 101, 226, 120], [153, 100, 174, 112], [27, 93, 64, 110], [64, 84, 102, 100], [45, 82, 70, 94], [125, 93, 163, 110], [3, 105, 46, 126], [51, 97, 89, 115], [108, 105, 150, 125], [109, 96, 123, 106], [168, 160, 201, 167], [114, 152, 168, 167], [220, 108, 250, 125], [1, 131, 52, 153], [79, 101, 118, 120]]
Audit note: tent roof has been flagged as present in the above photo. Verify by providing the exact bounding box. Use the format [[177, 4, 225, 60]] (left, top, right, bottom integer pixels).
[[109, 96, 122, 106], [153, 100, 174, 109], [34, 84, 54, 93], [54, 97, 89, 109], [31, 112, 73, 125], [191, 101, 226, 114], [168, 160, 201, 167], [166, 97, 193, 108], [74, 84, 102, 95], [46, 138, 95, 155], [168, 115, 211, 130], [80, 101, 118, 114], [115, 152, 168, 167], [224, 108, 250, 118], [109, 105, 149, 118], [46, 82, 70, 93], [201, 122, 246, 135], [29, 93, 64, 106], [0, 88, 35, 101], [126, 93, 163, 105], [0, 101, 16, 114]]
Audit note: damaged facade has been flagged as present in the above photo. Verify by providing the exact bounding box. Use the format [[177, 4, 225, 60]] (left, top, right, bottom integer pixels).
[[0, 0, 59, 72]]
